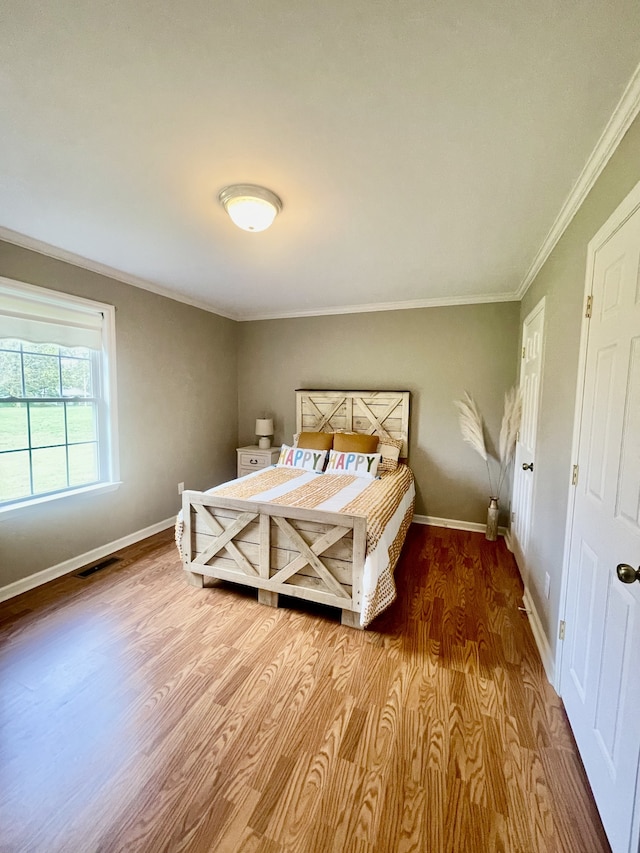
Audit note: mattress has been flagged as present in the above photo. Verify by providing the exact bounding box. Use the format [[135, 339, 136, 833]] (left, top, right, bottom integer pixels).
[[176, 463, 415, 626]]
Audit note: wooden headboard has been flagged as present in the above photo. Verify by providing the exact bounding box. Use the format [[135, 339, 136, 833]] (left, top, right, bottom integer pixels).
[[295, 390, 410, 457]]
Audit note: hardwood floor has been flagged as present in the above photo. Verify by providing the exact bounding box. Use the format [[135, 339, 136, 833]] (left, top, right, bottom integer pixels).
[[0, 525, 610, 853]]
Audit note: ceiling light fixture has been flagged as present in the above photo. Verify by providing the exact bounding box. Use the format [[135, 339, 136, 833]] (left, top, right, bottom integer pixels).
[[218, 184, 282, 232]]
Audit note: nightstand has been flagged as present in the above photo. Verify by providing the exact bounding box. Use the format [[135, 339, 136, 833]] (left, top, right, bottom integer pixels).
[[236, 445, 280, 478]]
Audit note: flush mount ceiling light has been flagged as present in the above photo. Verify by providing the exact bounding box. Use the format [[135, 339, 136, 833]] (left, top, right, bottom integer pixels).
[[218, 184, 282, 232]]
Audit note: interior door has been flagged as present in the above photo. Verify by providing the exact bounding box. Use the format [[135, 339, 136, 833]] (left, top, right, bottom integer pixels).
[[511, 299, 545, 586], [560, 199, 640, 853]]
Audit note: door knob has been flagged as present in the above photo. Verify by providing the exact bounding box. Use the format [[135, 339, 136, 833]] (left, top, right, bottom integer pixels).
[[522, 462, 534, 471], [616, 564, 640, 584]]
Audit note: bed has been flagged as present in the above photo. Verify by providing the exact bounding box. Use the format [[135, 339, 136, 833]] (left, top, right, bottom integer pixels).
[[175, 390, 415, 628]]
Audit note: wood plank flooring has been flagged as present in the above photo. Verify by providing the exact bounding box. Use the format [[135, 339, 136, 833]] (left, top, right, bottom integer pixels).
[[0, 525, 610, 852]]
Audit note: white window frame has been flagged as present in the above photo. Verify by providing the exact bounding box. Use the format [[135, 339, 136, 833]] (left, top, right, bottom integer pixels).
[[0, 277, 120, 515]]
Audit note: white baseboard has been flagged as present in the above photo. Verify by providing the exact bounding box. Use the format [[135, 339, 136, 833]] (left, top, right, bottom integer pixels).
[[503, 529, 514, 552], [0, 517, 176, 603], [413, 514, 507, 537], [522, 586, 556, 688]]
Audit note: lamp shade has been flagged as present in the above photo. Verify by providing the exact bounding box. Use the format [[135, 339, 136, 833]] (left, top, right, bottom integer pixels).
[[218, 185, 282, 232], [255, 418, 273, 437]]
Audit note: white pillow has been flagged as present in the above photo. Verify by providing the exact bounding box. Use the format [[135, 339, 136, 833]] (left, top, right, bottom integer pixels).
[[276, 444, 327, 473], [325, 449, 381, 479]]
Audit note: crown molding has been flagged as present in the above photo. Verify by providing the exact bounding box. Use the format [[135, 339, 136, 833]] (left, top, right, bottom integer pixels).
[[0, 224, 520, 320], [239, 290, 519, 322], [517, 60, 640, 299], [0, 226, 241, 321]]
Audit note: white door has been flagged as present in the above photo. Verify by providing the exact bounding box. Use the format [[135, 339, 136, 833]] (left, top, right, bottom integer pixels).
[[560, 194, 640, 853], [511, 299, 545, 586]]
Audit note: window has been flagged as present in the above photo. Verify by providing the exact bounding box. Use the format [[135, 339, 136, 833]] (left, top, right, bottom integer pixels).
[[0, 277, 119, 512]]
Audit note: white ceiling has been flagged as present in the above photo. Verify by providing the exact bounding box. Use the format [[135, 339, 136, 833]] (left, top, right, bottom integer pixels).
[[1, 1, 640, 321]]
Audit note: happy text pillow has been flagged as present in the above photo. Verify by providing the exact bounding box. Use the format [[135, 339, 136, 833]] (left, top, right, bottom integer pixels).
[[325, 449, 381, 479], [276, 444, 327, 473]]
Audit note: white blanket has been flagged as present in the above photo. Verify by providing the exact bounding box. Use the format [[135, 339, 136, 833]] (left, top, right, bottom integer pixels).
[[176, 465, 415, 626]]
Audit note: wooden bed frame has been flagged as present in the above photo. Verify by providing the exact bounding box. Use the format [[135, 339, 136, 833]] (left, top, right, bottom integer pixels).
[[180, 390, 410, 627]]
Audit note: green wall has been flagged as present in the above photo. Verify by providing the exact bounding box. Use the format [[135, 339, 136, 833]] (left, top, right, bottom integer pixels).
[[519, 112, 640, 658], [0, 242, 238, 587], [237, 303, 520, 521]]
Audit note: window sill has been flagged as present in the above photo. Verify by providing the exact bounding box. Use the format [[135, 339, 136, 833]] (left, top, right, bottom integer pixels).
[[0, 481, 122, 519]]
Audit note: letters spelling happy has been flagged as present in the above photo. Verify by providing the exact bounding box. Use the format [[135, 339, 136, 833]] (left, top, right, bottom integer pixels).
[[278, 446, 324, 471], [328, 451, 376, 473]]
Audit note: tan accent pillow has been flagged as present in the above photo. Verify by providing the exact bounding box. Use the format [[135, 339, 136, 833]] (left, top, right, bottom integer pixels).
[[296, 431, 334, 451], [378, 436, 403, 472], [333, 432, 379, 454]]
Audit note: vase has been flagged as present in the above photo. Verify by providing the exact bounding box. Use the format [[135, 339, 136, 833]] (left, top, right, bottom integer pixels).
[[486, 497, 499, 541]]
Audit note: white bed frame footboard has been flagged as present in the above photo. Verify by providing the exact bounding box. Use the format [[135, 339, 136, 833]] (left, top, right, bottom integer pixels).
[[181, 491, 367, 628], [181, 389, 411, 629]]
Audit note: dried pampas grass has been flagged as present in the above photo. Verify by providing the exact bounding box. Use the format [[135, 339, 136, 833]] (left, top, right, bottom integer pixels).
[[497, 386, 522, 497], [454, 392, 487, 462], [454, 387, 522, 500]]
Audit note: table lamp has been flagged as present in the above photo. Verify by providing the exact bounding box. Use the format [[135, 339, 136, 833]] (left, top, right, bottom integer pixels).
[[255, 418, 274, 449]]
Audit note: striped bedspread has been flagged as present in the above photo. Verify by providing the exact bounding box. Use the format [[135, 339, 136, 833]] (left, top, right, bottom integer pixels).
[[176, 464, 415, 626]]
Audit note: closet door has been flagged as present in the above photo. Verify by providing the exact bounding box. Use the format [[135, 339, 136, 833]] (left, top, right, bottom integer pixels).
[[561, 193, 640, 853]]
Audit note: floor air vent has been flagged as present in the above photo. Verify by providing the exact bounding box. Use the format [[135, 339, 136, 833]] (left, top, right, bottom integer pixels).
[[76, 557, 120, 578]]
